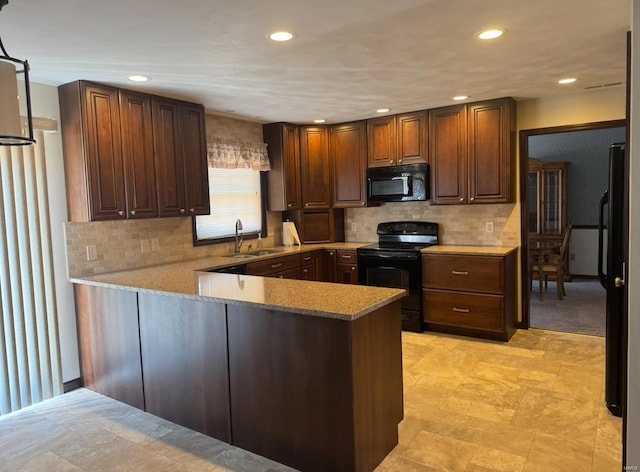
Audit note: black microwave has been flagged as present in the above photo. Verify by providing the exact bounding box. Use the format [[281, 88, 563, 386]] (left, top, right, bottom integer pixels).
[[366, 163, 429, 203]]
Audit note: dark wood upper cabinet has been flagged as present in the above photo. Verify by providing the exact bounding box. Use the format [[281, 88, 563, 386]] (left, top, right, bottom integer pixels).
[[368, 112, 427, 168], [300, 126, 331, 209], [367, 115, 397, 167], [429, 98, 515, 205], [180, 104, 210, 216], [59, 81, 126, 222], [119, 89, 157, 219], [59, 80, 209, 222], [429, 104, 467, 204], [263, 123, 302, 211], [467, 97, 515, 204], [330, 121, 367, 208], [397, 111, 428, 166], [152, 98, 187, 217]]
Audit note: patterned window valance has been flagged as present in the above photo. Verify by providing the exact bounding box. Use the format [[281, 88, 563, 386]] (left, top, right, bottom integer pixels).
[[206, 138, 271, 171]]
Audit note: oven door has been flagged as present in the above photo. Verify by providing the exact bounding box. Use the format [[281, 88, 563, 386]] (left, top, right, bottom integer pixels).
[[357, 251, 423, 332]]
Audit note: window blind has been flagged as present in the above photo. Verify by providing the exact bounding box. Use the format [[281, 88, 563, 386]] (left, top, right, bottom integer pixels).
[[195, 168, 262, 241]]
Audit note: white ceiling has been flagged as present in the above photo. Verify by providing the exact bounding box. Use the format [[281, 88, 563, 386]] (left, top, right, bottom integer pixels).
[[0, 0, 631, 124]]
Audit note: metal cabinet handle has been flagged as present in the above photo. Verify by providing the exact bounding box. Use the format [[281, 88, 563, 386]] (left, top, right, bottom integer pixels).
[[459, 197, 464, 202], [118, 210, 124, 216], [452, 270, 469, 276], [615, 277, 625, 287], [189, 208, 195, 213], [351, 266, 356, 271], [130, 210, 136, 216], [287, 203, 292, 208], [180, 208, 186, 213], [453, 307, 470, 313], [303, 256, 311, 261], [470, 197, 475, 202], [341, 254, 353, 259], [271, 262, 283, 269]]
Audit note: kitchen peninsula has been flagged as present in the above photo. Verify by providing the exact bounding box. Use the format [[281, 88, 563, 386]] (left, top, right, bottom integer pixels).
[[70, 253, 406, 472]]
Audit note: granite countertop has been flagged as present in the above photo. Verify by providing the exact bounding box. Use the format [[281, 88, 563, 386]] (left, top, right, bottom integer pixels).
[[422, 245, 519, 256], [69, 242, 405, 320]]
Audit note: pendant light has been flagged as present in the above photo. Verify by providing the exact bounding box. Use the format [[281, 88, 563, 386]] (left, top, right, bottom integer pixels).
[[0, 0, 35, 146]]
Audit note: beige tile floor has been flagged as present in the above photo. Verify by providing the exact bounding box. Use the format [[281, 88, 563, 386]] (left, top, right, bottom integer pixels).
[[0, 329, 622, 472]]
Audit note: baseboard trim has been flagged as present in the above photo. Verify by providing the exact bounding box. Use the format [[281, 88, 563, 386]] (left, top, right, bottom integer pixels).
[[63, 378, 82, 393]]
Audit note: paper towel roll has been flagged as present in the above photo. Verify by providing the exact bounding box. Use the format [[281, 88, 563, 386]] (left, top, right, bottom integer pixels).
[[282, 221, 301, 246]]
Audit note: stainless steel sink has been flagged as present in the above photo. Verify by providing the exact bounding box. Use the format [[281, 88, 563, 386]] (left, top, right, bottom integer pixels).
[[223, 249, 283, 258]]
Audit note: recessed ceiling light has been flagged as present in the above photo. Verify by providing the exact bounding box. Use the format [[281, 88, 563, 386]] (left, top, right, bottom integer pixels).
[[268, 31, 297, 42], [314, 119, 326, 123], [478, 28, 506, 40], [376, 108, 390, 113], [128, 75, 149, 82], [558, 77, 577, 84], [453, 95, 469, 101]]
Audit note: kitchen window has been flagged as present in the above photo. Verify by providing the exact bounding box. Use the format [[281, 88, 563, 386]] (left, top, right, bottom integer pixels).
[[193, 168, 266, 244]]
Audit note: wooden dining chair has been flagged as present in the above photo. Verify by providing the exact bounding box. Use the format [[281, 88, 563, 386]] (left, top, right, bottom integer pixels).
[[531, 223, 573, 300]]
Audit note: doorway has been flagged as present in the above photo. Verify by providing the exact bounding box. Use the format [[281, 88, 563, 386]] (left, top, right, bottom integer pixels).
[[519, 119, 625, 334]]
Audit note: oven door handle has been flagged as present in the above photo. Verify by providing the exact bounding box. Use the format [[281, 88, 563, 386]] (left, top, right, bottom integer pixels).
[[357, 253, 417, 261]]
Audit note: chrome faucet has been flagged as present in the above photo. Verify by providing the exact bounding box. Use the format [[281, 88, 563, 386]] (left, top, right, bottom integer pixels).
[[234, 219, 243, 253]]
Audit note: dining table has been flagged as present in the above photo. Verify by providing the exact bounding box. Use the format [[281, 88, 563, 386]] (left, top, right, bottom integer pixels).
[[529, 238, 563, 300]]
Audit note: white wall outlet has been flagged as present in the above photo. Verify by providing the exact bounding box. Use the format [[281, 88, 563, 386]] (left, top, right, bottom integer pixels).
[[141, 239, 150, 253], [350, 222, 357, 232], [485, 222, 494, 234], [86, 245, 97, 261], [151, 238, 160, 252]]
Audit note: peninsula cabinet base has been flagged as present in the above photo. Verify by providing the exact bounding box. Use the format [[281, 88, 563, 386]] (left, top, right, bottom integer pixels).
[[227, 301, 403, 472], [73, 284, 403, 472]]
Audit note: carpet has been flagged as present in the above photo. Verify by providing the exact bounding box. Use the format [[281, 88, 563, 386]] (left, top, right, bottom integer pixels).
[[529, 278, 606, 337]]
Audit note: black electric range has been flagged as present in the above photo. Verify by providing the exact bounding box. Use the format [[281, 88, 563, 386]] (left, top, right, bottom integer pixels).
[[357, 221, 439, 332]]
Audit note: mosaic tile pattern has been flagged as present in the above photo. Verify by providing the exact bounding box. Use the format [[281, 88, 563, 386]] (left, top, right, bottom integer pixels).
[[0, 329, 621, 472]]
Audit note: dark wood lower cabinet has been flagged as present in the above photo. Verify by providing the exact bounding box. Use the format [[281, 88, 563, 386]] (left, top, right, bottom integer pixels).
[[138, 293, 231, 441], [75, 284, 402, 472], [74, 285, 144, 409], [227, 301, 402, 472]]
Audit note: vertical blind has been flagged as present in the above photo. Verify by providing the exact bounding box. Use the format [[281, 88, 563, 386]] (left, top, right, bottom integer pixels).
[[0, 131, 63, 415]]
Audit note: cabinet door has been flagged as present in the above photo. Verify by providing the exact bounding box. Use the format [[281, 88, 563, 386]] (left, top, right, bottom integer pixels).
[[367, 116, 397, 167], [337, 262, 359, 284], [181, 103, 210, 216], [264, 123, 301, 211], [82, 83, 126, 220], [324, 249, 337, 283], [429, 105, 467, 204], [300, 126, 331, 209], [153, 98, 187, 217], [467, 98, 515, 204], [330, 121, 367, 208], [397, 111, 428, 165], [119, 90, 157, 219]]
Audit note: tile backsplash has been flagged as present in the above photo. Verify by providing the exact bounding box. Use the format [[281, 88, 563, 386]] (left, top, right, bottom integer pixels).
[[345, 202, 520, 246], [65, 212, 283, 277]]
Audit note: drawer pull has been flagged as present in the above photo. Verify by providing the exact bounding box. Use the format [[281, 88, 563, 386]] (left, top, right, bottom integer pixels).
[[271, 263, 283, 269], [453, 307, 470, 313], [451, 270, 469, 276], [303, 256, 311, 261], [341, 254, 353, 259]]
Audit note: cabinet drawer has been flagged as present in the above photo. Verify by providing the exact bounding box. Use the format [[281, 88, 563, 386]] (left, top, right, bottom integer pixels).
[[336, 250, 357, 262], [272, 267, 301, 279], [423, 289, 504, 332], [246, 254, 300, 276], [422, 254, 503, 293]]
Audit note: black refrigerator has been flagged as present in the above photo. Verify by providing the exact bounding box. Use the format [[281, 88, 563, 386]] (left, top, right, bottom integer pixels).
[[598, 142, 628, 418]]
